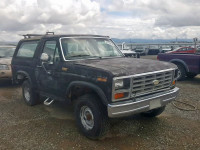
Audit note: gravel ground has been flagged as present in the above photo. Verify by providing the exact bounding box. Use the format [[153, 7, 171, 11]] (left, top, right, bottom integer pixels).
[[0, 55, 200, 150]]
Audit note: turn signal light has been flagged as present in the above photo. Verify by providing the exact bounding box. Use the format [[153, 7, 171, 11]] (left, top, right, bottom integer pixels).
[[114, 93, 125, 99], [172, 80, 176, 85]]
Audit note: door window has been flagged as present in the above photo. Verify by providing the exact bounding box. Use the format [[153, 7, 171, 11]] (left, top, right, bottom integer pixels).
[[43, 41, 60, 63]]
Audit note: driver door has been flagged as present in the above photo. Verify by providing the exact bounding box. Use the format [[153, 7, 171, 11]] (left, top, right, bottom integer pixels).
[[35, 40, 62, 97]]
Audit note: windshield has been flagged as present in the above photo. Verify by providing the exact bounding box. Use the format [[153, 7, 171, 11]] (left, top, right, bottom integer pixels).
[[0, 46, 15, 58], [60, 38, 123, 60]]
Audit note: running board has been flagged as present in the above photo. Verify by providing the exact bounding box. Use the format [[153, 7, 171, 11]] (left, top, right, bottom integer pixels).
[[44, 98, 54, 106]]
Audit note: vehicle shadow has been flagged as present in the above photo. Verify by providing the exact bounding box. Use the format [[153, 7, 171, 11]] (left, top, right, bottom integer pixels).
[[179, 75, 200, 85], [0, 80, 13, 88]]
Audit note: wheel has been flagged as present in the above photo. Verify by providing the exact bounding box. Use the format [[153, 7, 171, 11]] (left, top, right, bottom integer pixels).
[[141, 106, 165, 117], [187, 72, 197, 79], [74, 94, 109, 140], [22, 80, 39, 106], [176, 64, 186, 81]]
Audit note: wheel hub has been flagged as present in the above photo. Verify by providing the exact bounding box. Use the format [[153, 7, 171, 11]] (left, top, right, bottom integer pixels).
[[24, 86, 30, 101], [80, 106, 94, 130]]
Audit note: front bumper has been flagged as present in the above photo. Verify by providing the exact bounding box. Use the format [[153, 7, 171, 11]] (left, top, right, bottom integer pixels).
[[0, 69, 12, 79], [108, 87, 179, 118]]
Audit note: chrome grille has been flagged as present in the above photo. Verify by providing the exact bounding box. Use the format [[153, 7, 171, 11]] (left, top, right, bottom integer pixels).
[[131, 70, 173, 97]]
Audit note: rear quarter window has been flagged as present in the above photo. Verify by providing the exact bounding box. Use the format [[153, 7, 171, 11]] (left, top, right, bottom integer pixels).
[[16, 41, 38, 58]]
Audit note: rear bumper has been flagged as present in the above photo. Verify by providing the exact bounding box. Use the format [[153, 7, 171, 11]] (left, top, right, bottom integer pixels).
[[108, 87, 179, 118]]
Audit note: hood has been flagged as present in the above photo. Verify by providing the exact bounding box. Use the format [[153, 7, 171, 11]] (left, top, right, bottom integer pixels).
[[0, 57, 12, 65], [74, 57, 176, 77]]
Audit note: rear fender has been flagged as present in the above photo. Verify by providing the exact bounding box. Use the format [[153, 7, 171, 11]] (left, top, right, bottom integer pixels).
[[170, 59, 189, 72]]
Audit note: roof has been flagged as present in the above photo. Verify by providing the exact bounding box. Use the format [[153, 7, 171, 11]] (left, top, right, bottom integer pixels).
[[20, 34, 110, 41]]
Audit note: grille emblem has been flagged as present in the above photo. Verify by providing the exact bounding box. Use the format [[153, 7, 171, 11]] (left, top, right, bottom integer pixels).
[[153, 80, 160, 85]]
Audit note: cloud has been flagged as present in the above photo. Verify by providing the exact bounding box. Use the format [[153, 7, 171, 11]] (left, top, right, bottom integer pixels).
[[0, 0, 200, 41]]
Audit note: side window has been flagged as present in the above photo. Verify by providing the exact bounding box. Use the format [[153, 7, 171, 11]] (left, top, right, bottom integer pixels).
[[43, 41, 57, 63], [180, 48, 186, 51], [17, 41, 38, 58]]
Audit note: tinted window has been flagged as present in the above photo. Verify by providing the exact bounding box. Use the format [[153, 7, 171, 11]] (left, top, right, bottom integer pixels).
[[17, 41, 38, 57], [179, 48, 186, 51]]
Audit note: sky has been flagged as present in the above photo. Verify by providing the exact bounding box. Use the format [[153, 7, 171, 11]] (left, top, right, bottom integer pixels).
[[1, 0, 200, 41]]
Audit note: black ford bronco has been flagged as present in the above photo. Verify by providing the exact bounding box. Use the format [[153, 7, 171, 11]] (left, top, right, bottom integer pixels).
[[12, 33, 179, 139]]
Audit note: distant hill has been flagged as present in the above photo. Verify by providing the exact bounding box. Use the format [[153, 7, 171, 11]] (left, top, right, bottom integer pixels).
[[112, 38, 193, 44]]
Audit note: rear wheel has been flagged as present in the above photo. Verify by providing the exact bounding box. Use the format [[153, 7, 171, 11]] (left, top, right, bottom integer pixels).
[[141, 106, 165, 117], [176, 64, 186, 81], [22, 80, 39, 106], [74, 94, 109, 140]]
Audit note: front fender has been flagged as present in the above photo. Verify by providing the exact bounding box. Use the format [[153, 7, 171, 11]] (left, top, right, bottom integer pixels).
[[66, 81, 108, 105]]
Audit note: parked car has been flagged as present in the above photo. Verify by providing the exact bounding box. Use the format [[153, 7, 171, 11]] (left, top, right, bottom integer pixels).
[[148, 45, 160, 55], [167, 47, 196, 54], [157, 53, 200, 80], [120, 49, 139, 58], [134, 46, 148, 55], [0, 45, 15, 80], [160, 46, 172, 53], [12, 34, 179, 139]]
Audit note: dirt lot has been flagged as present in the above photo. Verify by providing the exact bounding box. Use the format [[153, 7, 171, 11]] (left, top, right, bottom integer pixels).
[[0, 55, 200, 150]]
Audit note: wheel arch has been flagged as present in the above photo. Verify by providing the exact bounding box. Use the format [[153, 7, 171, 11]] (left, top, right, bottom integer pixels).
[[66, 81, 108, 106], [170, 59, 189, 72], [15, 71, 32, 84]]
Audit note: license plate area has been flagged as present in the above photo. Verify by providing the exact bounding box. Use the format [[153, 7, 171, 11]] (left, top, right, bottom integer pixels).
[[150, 99, 161, 110]]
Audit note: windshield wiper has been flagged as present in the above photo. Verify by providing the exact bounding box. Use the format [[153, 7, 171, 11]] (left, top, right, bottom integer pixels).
[[0, 56, 5, 58]]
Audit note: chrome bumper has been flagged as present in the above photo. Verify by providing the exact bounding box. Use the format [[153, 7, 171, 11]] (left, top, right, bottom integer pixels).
[[108, 87, 179, 118]]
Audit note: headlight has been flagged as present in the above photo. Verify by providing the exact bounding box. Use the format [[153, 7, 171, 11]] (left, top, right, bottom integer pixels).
[[114, 79, 124, 89], [0, 64, 9, 70], [113, 78, 131, 101]]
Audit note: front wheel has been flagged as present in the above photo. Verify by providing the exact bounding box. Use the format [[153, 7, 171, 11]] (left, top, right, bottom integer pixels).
[[74, 94, 109, 140], [141, 106, 166, 117]]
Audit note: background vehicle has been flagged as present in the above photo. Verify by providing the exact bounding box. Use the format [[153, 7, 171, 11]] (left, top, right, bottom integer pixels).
[[167, 47, 196, 54], [160, 46, 172, 53], [12, 33, 179, 139], [148, 45, 160, 55], [0, 45, 16, 80], [157, 53, 200, 80], [120, 49, 139, 58], [134, 46, 148, 55]]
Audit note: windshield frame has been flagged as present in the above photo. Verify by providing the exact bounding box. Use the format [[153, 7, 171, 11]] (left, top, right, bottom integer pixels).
[[59, 37, 124, 61]]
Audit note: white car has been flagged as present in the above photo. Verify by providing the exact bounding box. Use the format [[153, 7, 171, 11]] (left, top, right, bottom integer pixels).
[[120, 49, 138, 57], [160, 46, 172, 53]]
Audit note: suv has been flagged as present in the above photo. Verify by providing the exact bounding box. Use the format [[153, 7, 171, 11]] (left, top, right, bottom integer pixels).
[[0, 45, 16, 80], [12, 33, 179, 139]]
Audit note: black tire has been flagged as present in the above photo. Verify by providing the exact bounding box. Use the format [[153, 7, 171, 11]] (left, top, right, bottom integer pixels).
[[74, 94, 109, 140], [141, 106, 165, 117], [187, 72, 197, 79], [22, 80, 39, 106], [176, 64, 186, 81]]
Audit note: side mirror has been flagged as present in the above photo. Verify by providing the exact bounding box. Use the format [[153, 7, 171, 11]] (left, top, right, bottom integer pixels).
[[40, 53, 50, 62]]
